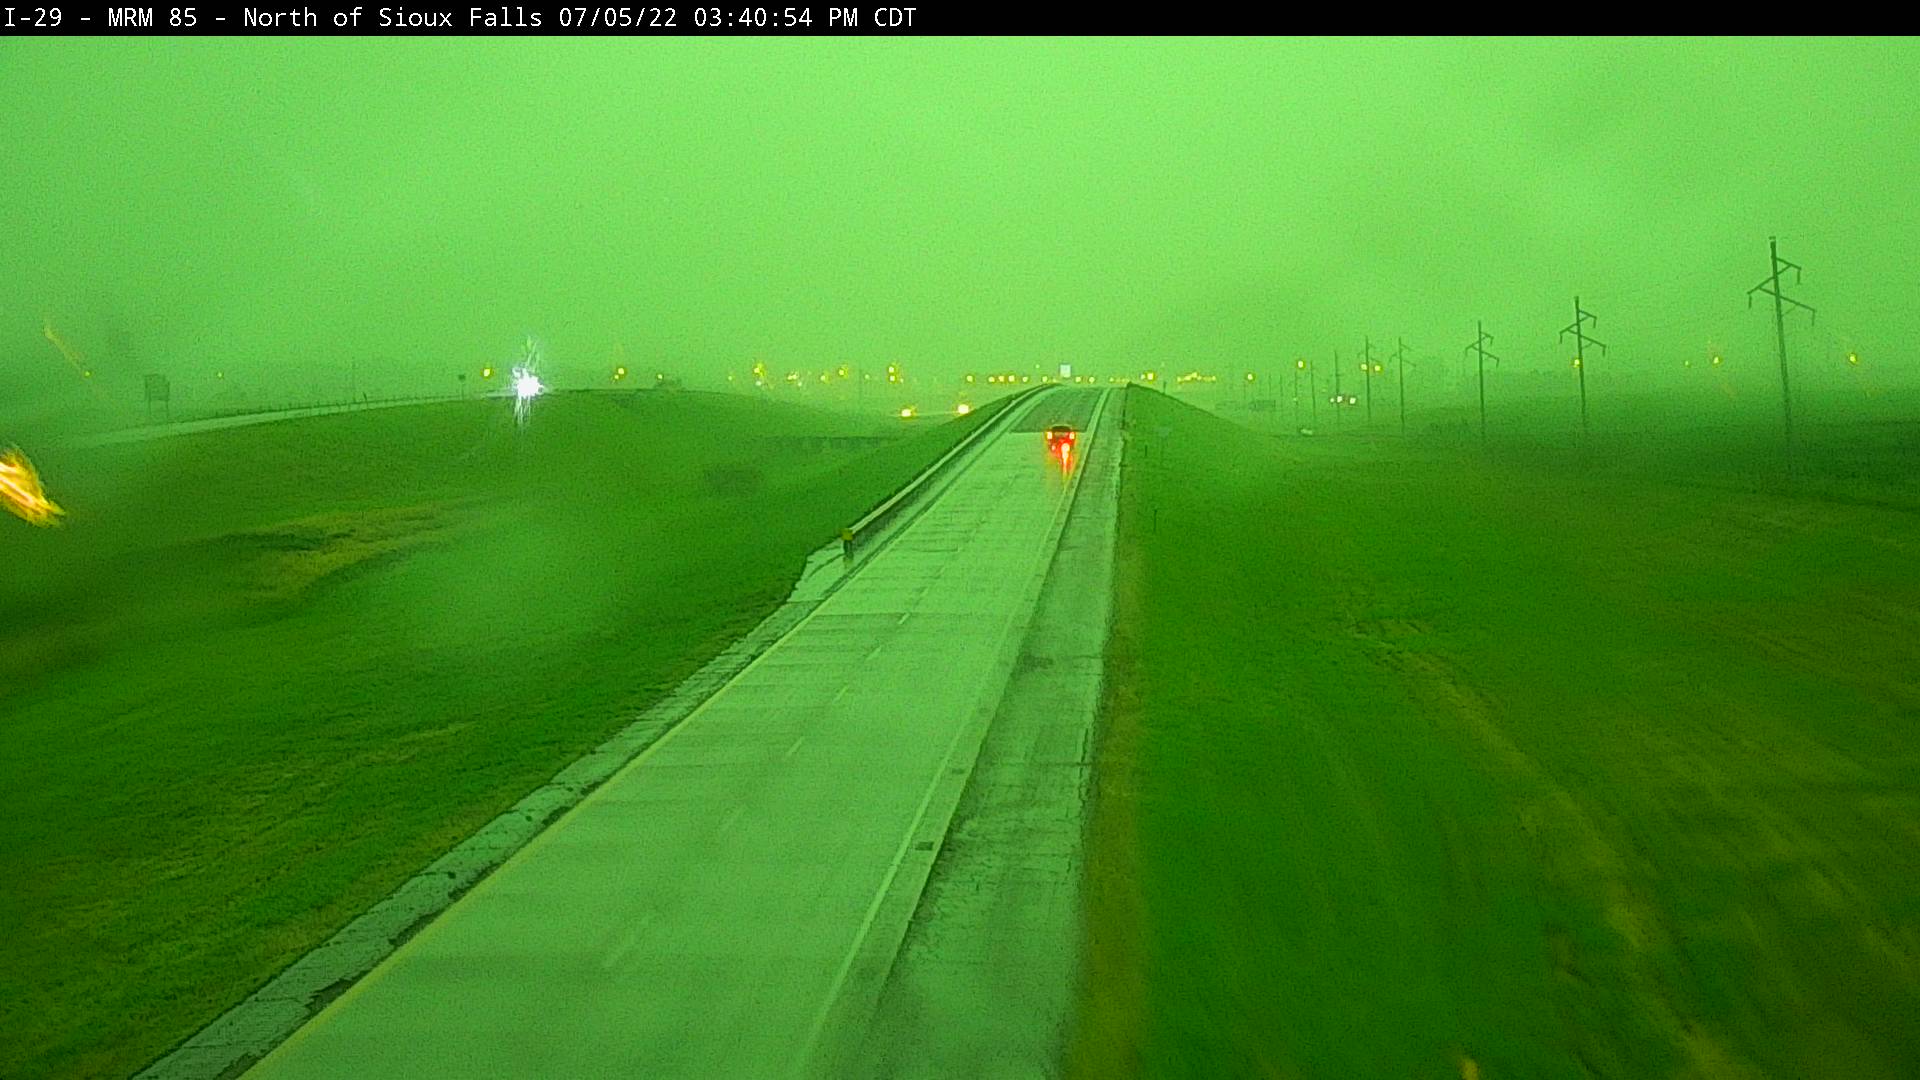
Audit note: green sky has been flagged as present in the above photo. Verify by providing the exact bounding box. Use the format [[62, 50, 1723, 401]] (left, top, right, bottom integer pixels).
[[3, 37, 1915, 409]]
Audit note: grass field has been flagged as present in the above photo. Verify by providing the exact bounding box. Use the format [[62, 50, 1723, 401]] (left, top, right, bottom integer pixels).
[[0, 389, 1008, 1080], [1072, 388, 1920, 1079]]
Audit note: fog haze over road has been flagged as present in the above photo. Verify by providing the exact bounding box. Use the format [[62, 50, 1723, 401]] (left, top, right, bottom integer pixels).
[[4, 39, 1916, 418]]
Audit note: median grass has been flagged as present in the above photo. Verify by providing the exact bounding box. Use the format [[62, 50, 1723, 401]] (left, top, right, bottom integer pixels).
[[0, 390, 1010, 1080], [1073, 388, 1920, 1079]]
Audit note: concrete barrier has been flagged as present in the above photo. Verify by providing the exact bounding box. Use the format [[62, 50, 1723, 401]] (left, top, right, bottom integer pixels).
[[839, 385, 1055, 565]]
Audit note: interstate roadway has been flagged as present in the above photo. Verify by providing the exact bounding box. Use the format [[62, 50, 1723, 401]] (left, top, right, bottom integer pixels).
[[244, 386, 1116, 1078]]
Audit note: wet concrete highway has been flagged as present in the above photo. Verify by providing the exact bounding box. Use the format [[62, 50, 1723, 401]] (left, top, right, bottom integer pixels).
[[245, 388, 1116, 1079]]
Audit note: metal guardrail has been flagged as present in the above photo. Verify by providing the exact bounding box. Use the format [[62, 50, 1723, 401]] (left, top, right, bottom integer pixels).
[[199, 391, 463, 421], [839, 385, 1056, 565]]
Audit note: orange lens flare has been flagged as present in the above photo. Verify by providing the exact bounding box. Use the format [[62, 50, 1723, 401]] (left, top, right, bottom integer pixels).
[[0, 447, 64, 527], [42, 319, 88, 378]]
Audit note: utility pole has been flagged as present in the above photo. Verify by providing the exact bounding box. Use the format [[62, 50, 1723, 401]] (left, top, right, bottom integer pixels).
[[1359, 336, 1377, 426], [1294, 358, 1306, 430], [1331, 349, 1342, 432], [1306, 358, 1318, 430], [1391, 337, 1411, 435], [1465, 321, 1500, 449], [1559, 297, 1607, 439], [1748, 236, 1816, 478]]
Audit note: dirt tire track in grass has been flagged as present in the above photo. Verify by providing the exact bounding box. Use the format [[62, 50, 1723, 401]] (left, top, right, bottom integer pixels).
[[1069, 392, 1920, 1078], [232, 503, 464, 602], [1328, 545, 1761, 1078], [1376, 639, 1762, 1080]]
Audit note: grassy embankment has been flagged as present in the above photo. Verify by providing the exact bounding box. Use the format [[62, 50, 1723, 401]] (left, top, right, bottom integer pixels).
[[0, 389, 1011, 1080], [1073, 387, 1920, 1079]]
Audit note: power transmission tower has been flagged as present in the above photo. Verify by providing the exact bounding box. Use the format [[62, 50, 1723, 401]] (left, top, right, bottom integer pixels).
[[1559, 297, 1608, 439], [1748, 236, 1816, 478], [1332, 349, 1343, 432], [1359, 335, 1378, 425], [1465, 321, 1500, 449], [1391, 337, 1411, 435]]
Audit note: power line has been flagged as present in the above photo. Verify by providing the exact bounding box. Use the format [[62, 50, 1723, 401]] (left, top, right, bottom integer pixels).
[[1581, 267, 1727, 305], [1770, 214, 1920, 243]]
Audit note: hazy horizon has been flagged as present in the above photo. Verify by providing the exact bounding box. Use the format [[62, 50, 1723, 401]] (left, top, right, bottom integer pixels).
[[4, 37, 1916, 419]]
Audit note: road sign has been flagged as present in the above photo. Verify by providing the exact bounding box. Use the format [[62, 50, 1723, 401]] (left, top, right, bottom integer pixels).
[[144, 374, 171, 422]]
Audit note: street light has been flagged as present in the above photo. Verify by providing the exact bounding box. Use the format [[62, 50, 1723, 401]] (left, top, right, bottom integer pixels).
[[1294, 358, 1308, 429]]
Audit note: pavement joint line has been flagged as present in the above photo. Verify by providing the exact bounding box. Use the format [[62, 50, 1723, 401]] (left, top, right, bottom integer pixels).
[[130, 404, 1022, 1080]]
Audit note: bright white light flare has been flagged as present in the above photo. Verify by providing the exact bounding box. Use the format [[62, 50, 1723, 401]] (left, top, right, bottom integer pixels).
[[509, 337, 545, 427]]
